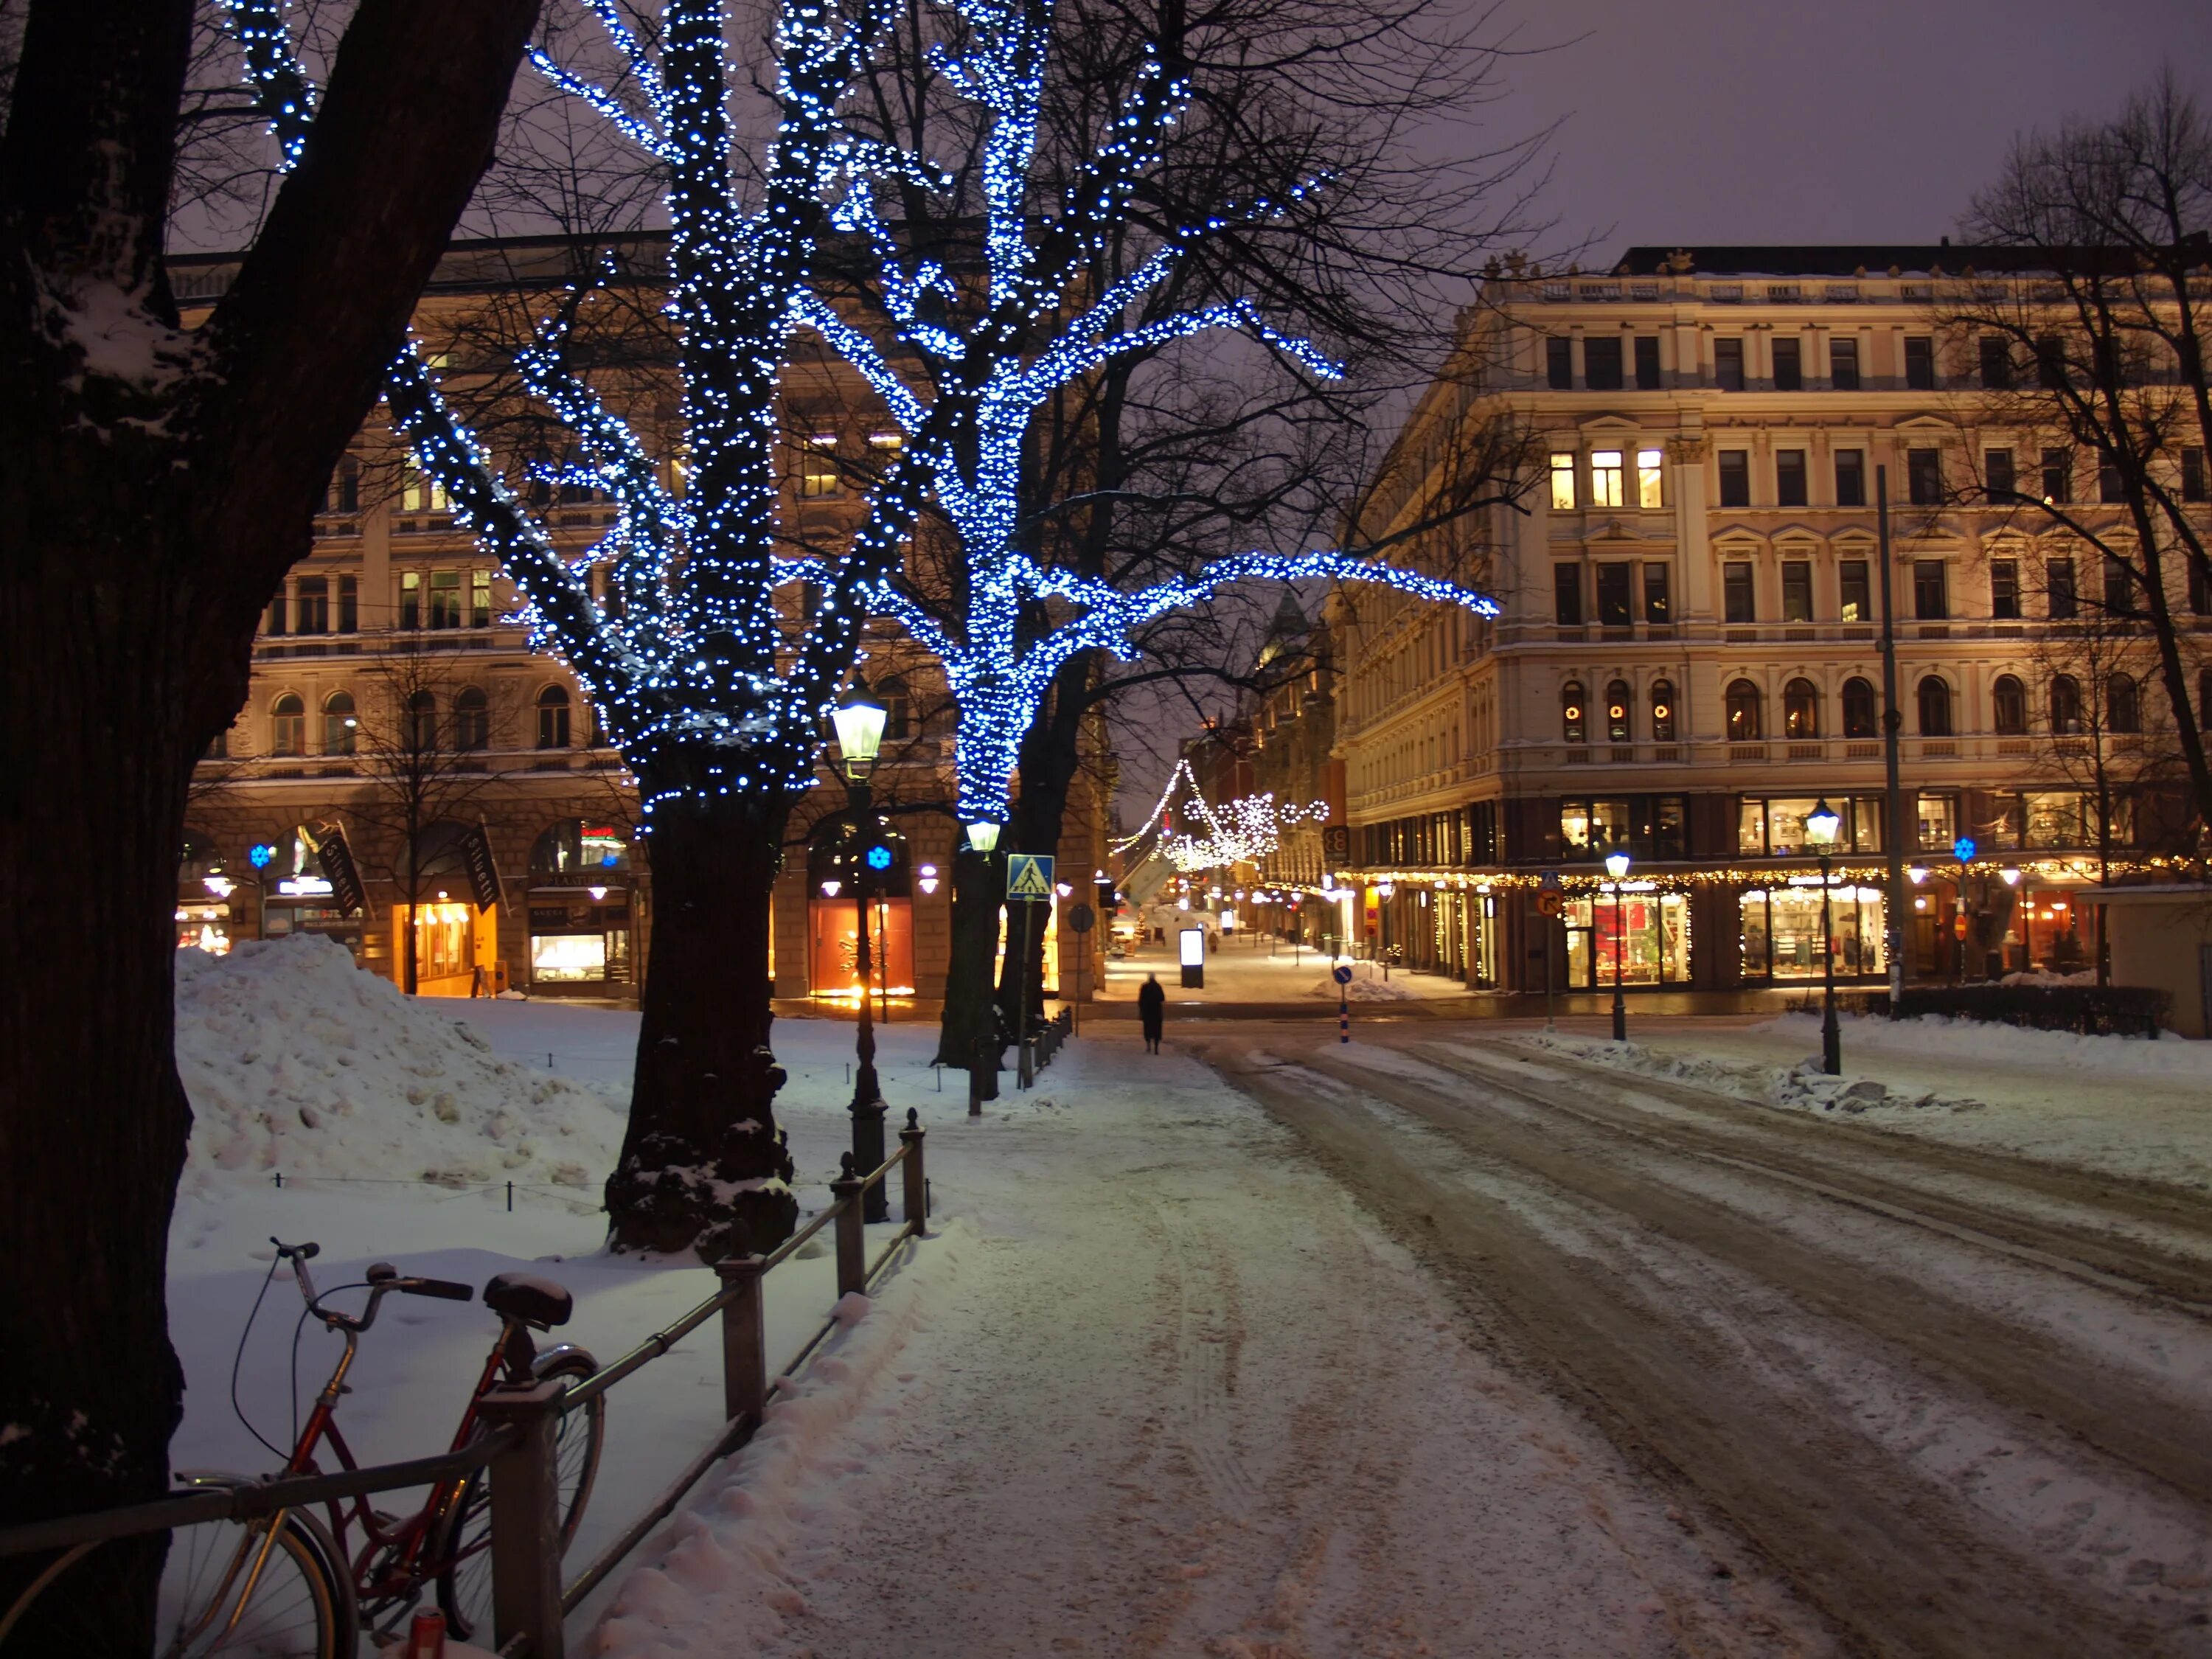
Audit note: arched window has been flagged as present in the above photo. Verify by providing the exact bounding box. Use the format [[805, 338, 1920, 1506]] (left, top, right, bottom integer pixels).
[[1916, 675, 1953, 737], [1561, 680, 1587, 744], [271, 694, 305, 757], [1783, 678, 1820, 739], [321, 691, 357, 756], [1604, 678, 1632, 742], [2107, 672, 2140, 734], [1992, 675, 2027, 734], [1649, 679, 1677, 742], [455, 686, 490, 751], [1841, 677, 1877, 739], [406, 689, 438, 752], [1725, 679, 1761, 742], [536, 684, 571, 749], [2051, 674, 2083, 734], [878, 675, 911, 740]]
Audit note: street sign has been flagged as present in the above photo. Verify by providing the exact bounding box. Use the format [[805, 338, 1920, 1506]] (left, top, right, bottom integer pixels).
[[1539, 868, 1562, 890], [1068, 902, 1095, 934], [1332, 964, 1353, 984], [1006, 853, 1055, 902], [1321, 824, 1350, 863], [1536, 888, 1565, 918]]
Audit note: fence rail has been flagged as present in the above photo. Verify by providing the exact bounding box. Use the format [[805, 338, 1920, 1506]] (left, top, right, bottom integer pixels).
[[0, 1111, 933, 1659]]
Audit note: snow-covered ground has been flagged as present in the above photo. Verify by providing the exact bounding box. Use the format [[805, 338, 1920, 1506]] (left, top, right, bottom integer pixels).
[[1525, 1012, 2212, 1192], [167, 945, 1825, 1655], [1100, 933, 1464, 1004]]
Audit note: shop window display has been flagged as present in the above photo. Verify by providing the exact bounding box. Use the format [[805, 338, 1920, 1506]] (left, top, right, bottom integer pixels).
[[1740, 884, 1887, 979], [1564, 891, 1690, 987]]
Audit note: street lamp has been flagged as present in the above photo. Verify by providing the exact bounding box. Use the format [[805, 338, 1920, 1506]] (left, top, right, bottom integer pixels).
[[1806, 797, 1843, 1075], [1604, 849, 1631, 1041], [831, 678, 889, 1222]]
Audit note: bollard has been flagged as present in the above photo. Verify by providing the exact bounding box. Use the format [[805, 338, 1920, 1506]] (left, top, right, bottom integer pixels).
[[476, 1378, 568, 1659], [967, 1061, 984, 1117], [505, 1180, 513, 1214], [899, 1109, 928, 1233], [713, 1256, 770, 1427], [831, 1155, 867, 1298]]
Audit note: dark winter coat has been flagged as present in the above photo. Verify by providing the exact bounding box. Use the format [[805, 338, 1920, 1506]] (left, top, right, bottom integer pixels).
[[1137, 977, 1166, 1038]]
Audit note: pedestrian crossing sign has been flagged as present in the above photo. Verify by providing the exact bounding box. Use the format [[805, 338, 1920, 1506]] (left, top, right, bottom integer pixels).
[[1006, 853, 1055, 902]]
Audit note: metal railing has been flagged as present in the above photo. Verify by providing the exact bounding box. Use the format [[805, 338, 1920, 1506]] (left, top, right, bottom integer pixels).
[[0, 1113, 932, 1659]]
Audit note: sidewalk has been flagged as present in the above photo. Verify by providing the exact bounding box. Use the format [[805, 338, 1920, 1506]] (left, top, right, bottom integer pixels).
[[588, 1032, 1826, 1658]]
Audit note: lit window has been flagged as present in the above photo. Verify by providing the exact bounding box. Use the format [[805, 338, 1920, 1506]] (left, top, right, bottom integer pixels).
[[869, 431, 904, 451], [1636, 448, 1663, 509], [1590, 451, 1624, 508], [799, 433, 841, 498], [1549, 452, 1576, 511]]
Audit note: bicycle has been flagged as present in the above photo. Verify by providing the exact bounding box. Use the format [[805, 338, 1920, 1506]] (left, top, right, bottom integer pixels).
[[1, 1237, 605, 1657]]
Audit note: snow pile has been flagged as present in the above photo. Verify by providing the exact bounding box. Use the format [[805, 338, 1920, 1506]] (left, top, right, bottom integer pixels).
[[1524, 1032, 1986, 1116], [1315, 973, 1417, 1001], [174, 936, 625, 1192], [1761, 1009, 2207, 1078], [2000, 969, 2096, 987]]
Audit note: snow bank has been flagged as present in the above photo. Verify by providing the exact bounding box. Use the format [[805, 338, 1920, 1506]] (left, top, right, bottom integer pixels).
[[1314, 973, 1416, 1001], [1524, 1031, 1986, 1116], [1761, 1009, 2208, 1079], [175, 937, 625, 1192]]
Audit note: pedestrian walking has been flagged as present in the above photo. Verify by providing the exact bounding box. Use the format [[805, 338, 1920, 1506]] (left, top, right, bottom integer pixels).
[[1138, 973, 1166, 1054]]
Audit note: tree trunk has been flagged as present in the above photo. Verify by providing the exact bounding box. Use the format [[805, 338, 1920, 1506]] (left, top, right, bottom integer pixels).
[[603, 785, 798, 1259], [933, 844, 1004, 1072], [0, 490, 206, 1654], [994, 661, 1090, 1029]]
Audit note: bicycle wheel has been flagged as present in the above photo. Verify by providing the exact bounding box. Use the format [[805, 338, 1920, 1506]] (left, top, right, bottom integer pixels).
[[1, 1509, 349, 1659], [431, 1348, 604, 1642]]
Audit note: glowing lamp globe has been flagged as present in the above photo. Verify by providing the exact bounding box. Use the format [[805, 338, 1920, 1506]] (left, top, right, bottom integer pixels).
[[830, 678, 886, 781], [1805, 799, 1841, 849], [966, 821, 1001, 854], [1604, 849, 1631, 882]]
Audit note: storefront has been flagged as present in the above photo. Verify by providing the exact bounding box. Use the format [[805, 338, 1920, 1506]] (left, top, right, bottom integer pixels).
[[258, 829, 367, 963], [1739, 880, 1888, 981], [1565, 884, 1691, 987], [528, 821, 634, 995], [806, 814, 916, 998]]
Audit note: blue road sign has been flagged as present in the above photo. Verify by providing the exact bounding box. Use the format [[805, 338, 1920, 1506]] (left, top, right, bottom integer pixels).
[[1006, 853, 1055, 902], [1332, 964, 1354, 984]]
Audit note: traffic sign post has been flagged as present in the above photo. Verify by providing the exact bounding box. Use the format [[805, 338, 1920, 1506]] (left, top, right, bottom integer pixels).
[[1539, 871, 1562, 1032], [1066, 902, 1094, 1036], [1005, 855, 1054, 1087], [1332, 962, 1354, 1043]]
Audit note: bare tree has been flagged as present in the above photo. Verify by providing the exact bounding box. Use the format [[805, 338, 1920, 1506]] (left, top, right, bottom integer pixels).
[[0, 1, 539, 1646]]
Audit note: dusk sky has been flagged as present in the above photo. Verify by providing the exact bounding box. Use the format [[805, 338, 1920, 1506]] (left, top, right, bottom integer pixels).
[[1483, 0, 2212, 260]]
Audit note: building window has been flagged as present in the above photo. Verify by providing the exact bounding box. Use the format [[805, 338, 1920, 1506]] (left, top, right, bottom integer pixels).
[[265, 588, 287, 636], [1992, 675, 2027, 734], [1561, 681, 1587, 744], [1546, 336, 1573, 389], [2201, 667, 2212, 723], [2106, 672, 2141, 734], [295, 577, 329, 634], [1725, 679, 1762, 741], [2184, 447, 2208, 503], [2048, 556, 2079, 619], [1718, 450, 1750, 507], [1590, 449, 1625, 507], [1604, 679, 1632, 742], [1781, 560, 1813, 622], [403, 462, 448, 515], [537, 684, 572, 749], [1596, 562, 1632, 627], [1907, 448, 1942, 506], [2035, 335, 2066, 389], [324, 456, 360, 515], [321, 690, 356, 756], [1842, 676, 1877, 738], [428, 570, 462, 629], [2098, 461, 2125, 504], [878, 675, 911, 740], [1916, 793, 1958, 850], [2041, 448, 2071, 504], [1979, 336, 2013, 389], [470, 571, 493, 629], [1549, 451, 1576, 510], [406, 689, 438, 751], [1635, 448, 1664, 509], [1775, 451, 1808, 508], [1905, 335, 1935, 390], [400, 571, 420, 630], [1643, 563, 1671, 624], [1990, 559, 2020, 619], [1783, 678, 1820, 738], [1839, 558, 1871, 622], [1829, 337, 1860, 390], [1585, 336, 1624, 390], [2103, 553, 2138, 614], [2050, 674, 2083, 734], [1985, 448, 2016, 501], [271, 694, 305, 756], [1913, 559, 1948, 620], [1772, 337, 1803, 391], [1649, 680, 1676, 741], [1916, 675, 1953, 737], [1633, 336, 1661, 389], [1834, 449, 1866, 507], [337, 576, 357, 634], [2192, 560, 2212, 616], [1723, 562, 1756, 623], [1552, 563, 1582, 625], [1715, 338, 1745, 391], [455, 686, 490, 751]]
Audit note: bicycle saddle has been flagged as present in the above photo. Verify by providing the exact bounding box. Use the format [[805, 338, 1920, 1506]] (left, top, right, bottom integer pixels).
[[483, 1271, 573, 1329]]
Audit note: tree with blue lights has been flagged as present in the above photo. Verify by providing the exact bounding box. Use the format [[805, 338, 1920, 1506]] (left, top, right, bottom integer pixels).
[[802, 0, 1504, 1063]]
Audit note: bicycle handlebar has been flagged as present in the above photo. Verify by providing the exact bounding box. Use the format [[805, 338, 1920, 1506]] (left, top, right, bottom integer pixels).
[[403, 1279, 473, 1301], [270, 1239, 474, 1329]]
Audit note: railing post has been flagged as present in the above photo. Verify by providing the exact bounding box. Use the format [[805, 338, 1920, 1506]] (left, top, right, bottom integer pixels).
[[899, 1109, 927, 1234], [476, 1378, 568, 1659], [1018, 1037, 1034, 1089], [831, 1154, 867, 1298], [712, 1256, 769, 1427]]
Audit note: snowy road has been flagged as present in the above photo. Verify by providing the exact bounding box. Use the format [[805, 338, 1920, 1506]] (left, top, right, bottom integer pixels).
[[1195, 1029, 2212, 1659]]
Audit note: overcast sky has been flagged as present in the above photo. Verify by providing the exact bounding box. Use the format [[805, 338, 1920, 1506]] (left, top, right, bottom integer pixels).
[[1478, 0, 2212, 260]]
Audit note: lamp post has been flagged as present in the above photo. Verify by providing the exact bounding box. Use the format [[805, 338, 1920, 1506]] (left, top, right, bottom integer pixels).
[[1806, 797, 1843, 1075], [830, 678, 889, 1222], [1604, 849, 1630, 1041], [963, 818, 1001, 1116]]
